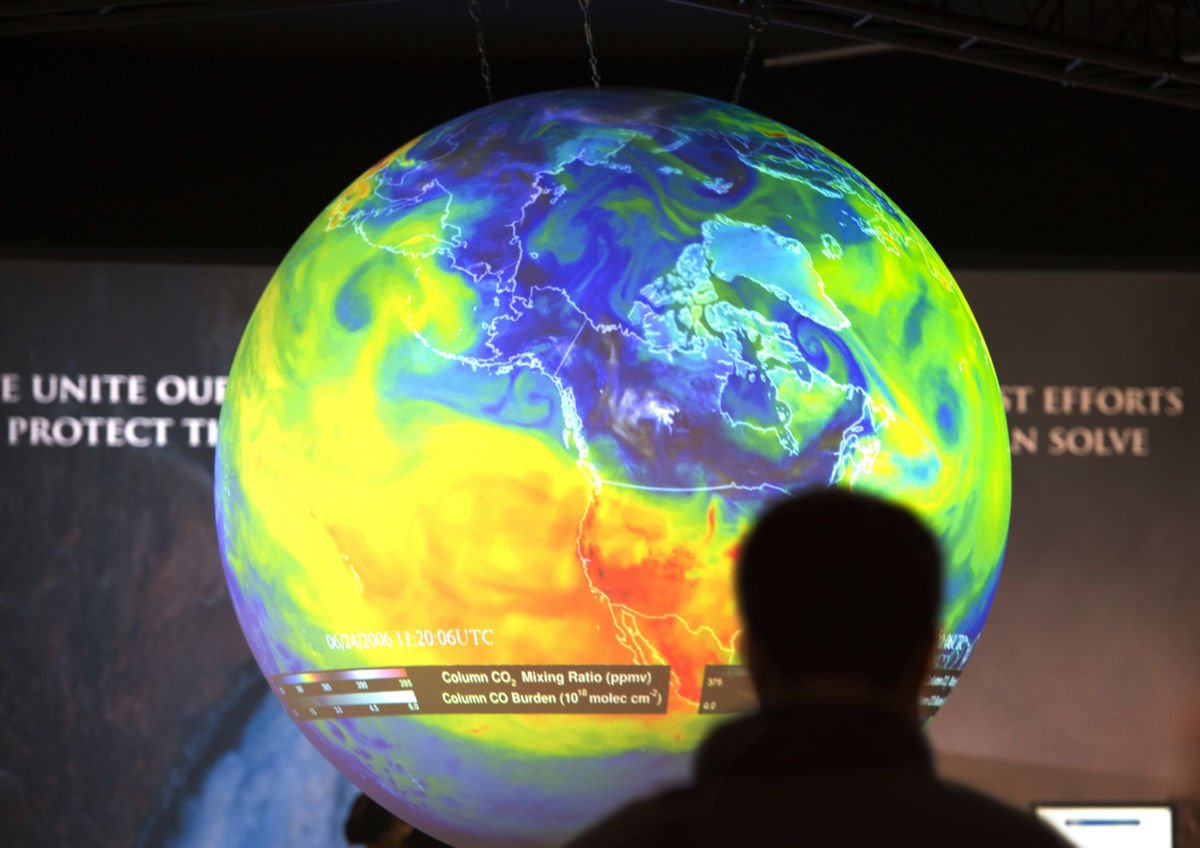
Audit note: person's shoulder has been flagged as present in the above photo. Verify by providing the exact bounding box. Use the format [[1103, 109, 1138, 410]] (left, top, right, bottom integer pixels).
[[564, 785, 707, 848], [934, 780, 1073, 847]]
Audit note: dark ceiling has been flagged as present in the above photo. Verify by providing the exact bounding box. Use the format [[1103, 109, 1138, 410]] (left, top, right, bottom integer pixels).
[[2, 0, 834, 57], [3, 0, 1198, 266]]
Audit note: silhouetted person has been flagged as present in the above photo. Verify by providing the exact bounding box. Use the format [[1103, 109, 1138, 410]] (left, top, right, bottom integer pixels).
[[344, 792, 451, 848], [567, 488, 1069, 847]]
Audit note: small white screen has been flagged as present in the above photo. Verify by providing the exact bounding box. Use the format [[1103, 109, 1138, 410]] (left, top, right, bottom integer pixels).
[[1034, 805, 1173, 848]]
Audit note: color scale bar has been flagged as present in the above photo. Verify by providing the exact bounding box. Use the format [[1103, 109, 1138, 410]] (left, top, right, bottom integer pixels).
[[275, 667, 408, 685], [286, 690, 419, 708]]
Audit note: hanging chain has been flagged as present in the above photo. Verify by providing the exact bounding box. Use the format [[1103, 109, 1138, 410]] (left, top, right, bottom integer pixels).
[[732, 0, 771, 104], [467, 0, 494, 103], [578, 0, 601, 89]]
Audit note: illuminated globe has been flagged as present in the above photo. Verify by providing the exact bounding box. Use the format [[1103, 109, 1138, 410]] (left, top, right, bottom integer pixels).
[[216, 88, 1010, 847]]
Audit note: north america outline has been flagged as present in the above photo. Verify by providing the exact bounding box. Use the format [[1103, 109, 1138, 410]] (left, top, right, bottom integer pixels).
[[216, 88, 1011, 847]]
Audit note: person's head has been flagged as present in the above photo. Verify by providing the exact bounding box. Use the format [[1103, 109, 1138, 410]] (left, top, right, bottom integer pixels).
[[344, 793, 413, 848], [736, 487, 943, 718], [344, 793, 453, 848]]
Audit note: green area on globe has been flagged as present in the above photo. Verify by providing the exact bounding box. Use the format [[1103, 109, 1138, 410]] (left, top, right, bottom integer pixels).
[[216, 88, 1010, 847]]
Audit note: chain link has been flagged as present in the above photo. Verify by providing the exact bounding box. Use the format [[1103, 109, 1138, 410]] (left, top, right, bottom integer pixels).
[[732, 0, 771, 104], [467, 0, 494, 103], [579, 0, 601, 88]]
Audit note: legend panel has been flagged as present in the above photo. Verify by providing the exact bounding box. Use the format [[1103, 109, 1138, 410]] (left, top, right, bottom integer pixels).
[[274, 665, 672, 718], [697, 664, 757, 714]]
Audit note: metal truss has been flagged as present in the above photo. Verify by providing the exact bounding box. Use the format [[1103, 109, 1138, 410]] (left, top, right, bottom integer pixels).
[[672, 0, 1200, 109], [5, 0, 1200, 109]]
